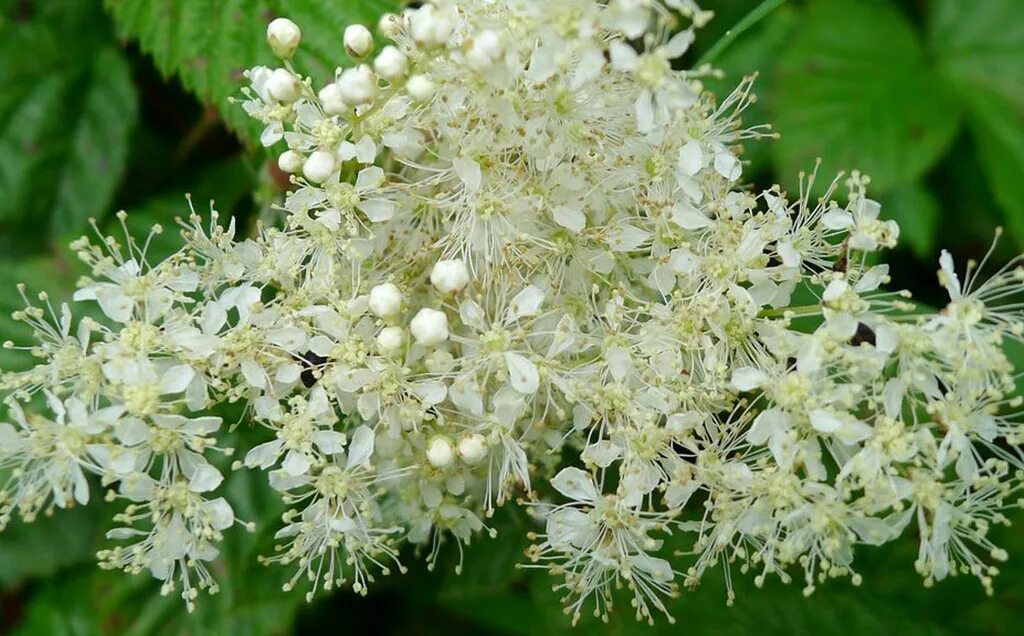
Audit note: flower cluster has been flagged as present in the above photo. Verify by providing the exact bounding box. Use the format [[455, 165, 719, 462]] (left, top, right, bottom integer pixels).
[[4, 0, 1024, 624]]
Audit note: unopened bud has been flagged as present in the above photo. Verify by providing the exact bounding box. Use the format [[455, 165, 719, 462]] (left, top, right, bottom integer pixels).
[[344, 24, 374, 59], [267, 18, 302, 59]]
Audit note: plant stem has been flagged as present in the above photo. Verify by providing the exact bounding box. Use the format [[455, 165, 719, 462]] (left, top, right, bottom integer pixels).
[[697, 0, 789, 66], [758, 304, 822, 319]]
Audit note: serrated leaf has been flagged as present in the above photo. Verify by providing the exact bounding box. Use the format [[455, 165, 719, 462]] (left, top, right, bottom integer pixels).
[[103, 0, 401, 145], [929, 0, 1024, 248], [960, 90, 1024, 248], [881, 183, 940, 259], [0, 1, 137, 249], [771, 0, 960, 194], [929, 0, 1024, 109]]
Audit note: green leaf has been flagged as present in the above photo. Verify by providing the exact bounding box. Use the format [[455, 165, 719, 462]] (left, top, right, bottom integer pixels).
[[0, 1, 138, 250], [770, 0, 960, 194], [929, 0, 1024, 110], [49, 47, 137, 242], [929, 0, 1024, 248], [960, 91, 1024, 249], [881, 183, 940, 259], [0, 504, 107, 591], [103, 0, 401, 145]]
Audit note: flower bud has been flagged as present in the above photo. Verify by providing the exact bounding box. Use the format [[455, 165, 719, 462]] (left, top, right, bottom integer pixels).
[[318, 83, 348, 115], [277, 150, 304, 174], [369, 283, 403, 317], [344, 24, 374, 59], [378, 13, 402, 39], [458, 433, 487, 464], [466, 30, 503, 70], [409, 6, 454, 49], [405, 75, 435, 101], [267, 68, 301, 103], [303, 150, 337, 184], [426, 437, 454, 468], [430, 259, 470, 294], [410, 308, 449, 346], [337, 66, 377, 106], [374, 46, 408, 81], [376, 326, 405, 352], [267, 18, 302, 59]]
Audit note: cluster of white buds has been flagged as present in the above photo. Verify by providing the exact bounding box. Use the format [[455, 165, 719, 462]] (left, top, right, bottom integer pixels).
[[4, 0, 1024, 625]]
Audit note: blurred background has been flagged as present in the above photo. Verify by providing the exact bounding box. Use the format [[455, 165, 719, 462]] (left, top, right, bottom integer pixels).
[[0, 0, 1022, 633]]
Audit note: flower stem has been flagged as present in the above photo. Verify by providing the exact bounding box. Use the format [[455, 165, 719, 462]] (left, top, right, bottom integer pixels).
[[758, 304, 822, 319], [697, 0, 789, 66]]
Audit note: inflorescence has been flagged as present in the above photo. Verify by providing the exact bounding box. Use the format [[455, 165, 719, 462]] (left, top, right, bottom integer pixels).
[[3, 0, 1024, 624]]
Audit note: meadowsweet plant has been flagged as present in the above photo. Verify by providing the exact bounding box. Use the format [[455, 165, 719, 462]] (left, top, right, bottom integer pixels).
[[3, 0, 1024, 624]]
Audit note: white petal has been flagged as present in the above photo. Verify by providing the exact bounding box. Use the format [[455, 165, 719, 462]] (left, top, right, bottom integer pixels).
[[713, 152, 741, 181], [96, 289, 134, 322], [347, 425, 375, 469], [731, 367, 767, 391], [505, 352, 540, 394], [821, 209, 853, 230], [276, 363, 302, 384], [358, 199, 396, 222], [314, 430, 347, 455], [606, 224, 651, 252], [550, 466, 598, 503], [355, 166, 385, 190], [809, 409, 843, 434], [678, 140, 703, 176], [0, 422, 26, 452], [453, 157, 482, 192], [282, 449, 311, 476], [662, 29, 695, 58], [553, 205, 586, 233], [159, 365, 195, 394], [671, 202, 710, 230], [506, 285, 545, 321], [188, 463, 224, 493], [581, 440, 622, 468], [240, 358, 267, 389], [546, 508, 596, 549], [459, 299, 487, 330], [635, 90, 654, 133], [244, 440, 283, 469], [205, 498, 235, 530], [269, 327, 307, 351], [609, 41, 638, 70], [747, 409, 788, 445]]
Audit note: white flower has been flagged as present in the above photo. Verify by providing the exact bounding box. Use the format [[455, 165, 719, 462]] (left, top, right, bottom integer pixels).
[[8, 1, 1024, 621], [267, 18, 301, 59]]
